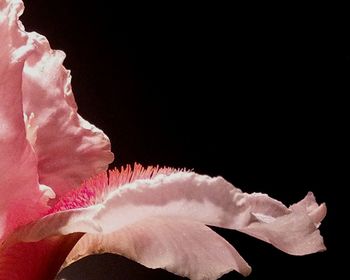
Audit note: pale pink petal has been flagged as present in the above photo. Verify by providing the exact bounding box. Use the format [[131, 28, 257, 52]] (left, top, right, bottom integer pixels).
[[18, 171, 253, 241], [240, 211, 326, 255], [238, 192, 327, 255], [21, 32, 114, 197], [245, 192, 290, 221], [12, 169, 326, 274], [14, 171, 327, 250], [289, 192, 327, 226], [0, 0, 49, 239], [63, 217, 252, 279]]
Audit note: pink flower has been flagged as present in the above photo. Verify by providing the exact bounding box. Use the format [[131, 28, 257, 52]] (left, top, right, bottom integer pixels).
[[0, 1, 326, 279]]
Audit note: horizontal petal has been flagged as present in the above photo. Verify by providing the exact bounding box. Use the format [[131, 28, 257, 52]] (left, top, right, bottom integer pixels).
[[63, 217, 251, 279], [15, 169, 326, 258], [289, 192, 327, 227], [0, 0, 49, 239], [239, 212, 326, 255], [22, 32, 114, 197], [7, 167, 326, 279], [16, 171, 253, 242], [3, 170, 254, 279], [238, 192, 327, 255]]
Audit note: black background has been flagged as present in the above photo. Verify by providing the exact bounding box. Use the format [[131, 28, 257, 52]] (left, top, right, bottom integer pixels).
[[21, 1, 344, 279]]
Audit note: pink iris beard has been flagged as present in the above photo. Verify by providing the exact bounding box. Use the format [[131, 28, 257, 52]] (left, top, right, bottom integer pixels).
[[0, 1, 327, 280], [48, 164, 176, 214]]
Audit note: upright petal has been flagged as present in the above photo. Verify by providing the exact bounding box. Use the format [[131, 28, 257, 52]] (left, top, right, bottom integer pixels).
[[0, 0, 48, 239], [22, 32, 114, 197]]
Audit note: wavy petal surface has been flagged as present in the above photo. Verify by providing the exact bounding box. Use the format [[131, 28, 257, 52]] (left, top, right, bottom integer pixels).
[[22, 32, 114, 197], [0, 0, 48, 239]]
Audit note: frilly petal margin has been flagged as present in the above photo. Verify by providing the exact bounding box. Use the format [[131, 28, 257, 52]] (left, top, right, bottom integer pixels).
[[239, 192, 327, 255], [290, 191, 327, 227], [22, 31, 114, 198], [6, 168, 326, 279], [0, 0, 50, 239]]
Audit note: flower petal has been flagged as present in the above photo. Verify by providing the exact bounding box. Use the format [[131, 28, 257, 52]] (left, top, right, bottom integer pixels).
[[22, 32, 114, 197], [63, 217, 252, 279], [102, 174, 325, 256], [15, 170, 326, 257], [0, 0, 49, 239], [289, 192, 327, 227], [238, 192, 327, 255], [0, 234, 82, 280], [239, 211, 326, 256], [82, 171, 326, 257], [15, 171, 252, 242], [1, 0, 113, 239]]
